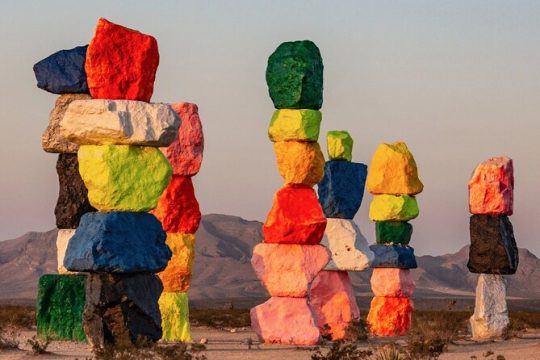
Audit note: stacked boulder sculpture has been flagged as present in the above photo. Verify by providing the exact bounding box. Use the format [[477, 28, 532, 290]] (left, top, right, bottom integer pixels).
[[365, 142, 423, 336], [467, 157, 517, 339], [312, 131, 374, 340], [250, 40, 329, 345], [34, 18, 179, 348]]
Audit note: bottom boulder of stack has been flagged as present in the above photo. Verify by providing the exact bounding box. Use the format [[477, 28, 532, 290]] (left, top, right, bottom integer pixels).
[[83, 273, 163, 348], [159, 292, 192, 342], [470, 274, 509, 339], [367, 296, 413, 336], [250, 297, 320, 345]]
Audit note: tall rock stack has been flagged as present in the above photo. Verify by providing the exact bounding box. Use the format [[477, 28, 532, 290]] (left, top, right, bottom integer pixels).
[[311, 130, 374, 340], [250, 40, 329, 346], [34, 18, 180, 348], [365, 142, 423, 336], [152, 102, 204, 342], [467, 156, 517, 339]]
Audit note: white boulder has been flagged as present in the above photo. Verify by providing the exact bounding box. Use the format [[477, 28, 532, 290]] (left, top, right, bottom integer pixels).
[[469, 274, 509, 339], [56, 229, 77, 274]]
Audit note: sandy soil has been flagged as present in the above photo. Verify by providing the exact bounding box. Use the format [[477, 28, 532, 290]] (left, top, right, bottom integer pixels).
[[0, 327, 539, 360]]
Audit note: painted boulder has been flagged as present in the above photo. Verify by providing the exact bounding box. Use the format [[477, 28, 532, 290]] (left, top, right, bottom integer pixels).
[[370, 268, 416, 297], [367, 296, 413, 336], [375, 221, 413, 245], [158, 233, 196, 292], [56, 229, 76, 274], [267, 109, 321, 142], [273, 141, 325, 186], [369, 244, 418, 269], [326, 130, 353, 161], [369, 194, 419, 222], [159, 292, 192, 342], [469, 274, 509, 339], [468, 157, 513, 216]]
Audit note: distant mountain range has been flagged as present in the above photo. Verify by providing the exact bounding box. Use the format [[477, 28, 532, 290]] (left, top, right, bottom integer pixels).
[[1, 214, 539, 304]]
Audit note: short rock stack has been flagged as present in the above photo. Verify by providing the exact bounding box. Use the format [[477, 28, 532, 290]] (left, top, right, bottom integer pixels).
[[467, 157, 518, 339], [365, 142, 423, 336], [34, 18, 180, 348], [311, 131, 374, 340], [250, 40, 329, 345], [152, 103, 204, 342]]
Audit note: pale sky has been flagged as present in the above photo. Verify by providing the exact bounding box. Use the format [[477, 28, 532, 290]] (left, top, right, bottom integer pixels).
[[0, 0, 539, 256]]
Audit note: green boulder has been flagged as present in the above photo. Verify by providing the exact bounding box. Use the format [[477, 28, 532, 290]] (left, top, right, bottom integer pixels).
[[375, 221, 413, 245]]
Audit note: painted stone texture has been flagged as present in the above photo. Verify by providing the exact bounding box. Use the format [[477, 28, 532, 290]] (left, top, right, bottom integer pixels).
[[370, 269, 415, 297], [366, 142, 423, 195], [468, 215, 518, 274], [369, 194, 419, 222], [367, 296, 413, 336], [42, 94, 91, 153], [266, 40, 323, 110], [83, 273, 163, 348], [251, 243, 330, 297], [151, 176, 201, 234], [369, 244, 418, 269], [317, 161, 367, 219], [37, 274, 86, 341], [273, 141, 325, 186], [327, 130, 353, 161], [375, 221, 413, 245], [159, 292, 191, 342], [310, 271, 360, 340], [263, 185, 327, 245], [469, 157, 514, 216], [162, 102, 204, 176], [64, 212, 171, 273], [320, 218, 373, 272], [267, 109, 321, 142], [85, 18, 159, 102], [33, 45, 89, 94], [61, 100, 180, 146], [469, 274, 509, 339], [158, 233, 196, 292], [78, 145, 172, 212], [250, 297, 320, 345], [56, 229, 76, 274]]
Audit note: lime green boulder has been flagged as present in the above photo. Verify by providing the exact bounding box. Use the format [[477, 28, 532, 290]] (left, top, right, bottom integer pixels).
[[78, 145, 172, 212], [327, 131, 353, 161], [37, 274, 86, 342], [266, 40, 323, 110], [268, 109, 321, 142], [369, 194, 419, 221], [375, 221, 413, 245], [159, 292, 192, 342]]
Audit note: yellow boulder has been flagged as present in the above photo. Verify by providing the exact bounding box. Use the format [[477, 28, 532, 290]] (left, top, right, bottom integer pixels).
[[273, 141, 325, 186], [369, 194, 419, 221], [366, 142, 423, 195], [268, 109, 321, 142], [159, 292, 192, 342], [158, 233, 195, 292]]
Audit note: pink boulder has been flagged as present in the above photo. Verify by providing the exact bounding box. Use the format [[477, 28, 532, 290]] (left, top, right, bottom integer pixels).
[[161, 103, 204, 176], [468, 157, 513, 215], [250, 297, 320, 345], [370, 268, 416, 297], [310, 271, 360, 340], [251, 243, 330, 297]]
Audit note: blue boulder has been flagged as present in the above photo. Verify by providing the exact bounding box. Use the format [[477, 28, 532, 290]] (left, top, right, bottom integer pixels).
[[369, 244, 417, 269], [33, 45, 89, 94], [317, 161, 367, 219], [64, 212, 172, 273]]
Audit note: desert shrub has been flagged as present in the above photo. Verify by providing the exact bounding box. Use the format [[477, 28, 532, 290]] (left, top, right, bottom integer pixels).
[[0, 305, 35, 329], [373, 344, 405, 360], [94, 339, 207, 360], [27, 336, 50, 355], [190, 308, 250, 329], [311, 341, 373, 360], [343, 319, 370, 342], [0, 325, 20, 350]]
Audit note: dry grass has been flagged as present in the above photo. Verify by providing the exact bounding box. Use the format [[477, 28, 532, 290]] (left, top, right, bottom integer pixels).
[[0, 305, 35, 329], [190, 308, 251, 329], [94, 338, 207, 360]]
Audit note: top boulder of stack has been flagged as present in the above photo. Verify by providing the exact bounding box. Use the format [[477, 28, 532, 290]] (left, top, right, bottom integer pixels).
[[468, 157, 513, 216], [266, 40, 323, 110], [327, 131, 353, 161]]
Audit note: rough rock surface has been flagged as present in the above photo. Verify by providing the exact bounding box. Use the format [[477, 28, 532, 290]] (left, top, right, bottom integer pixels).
[[61, 100, 180, 146], [366, 142, 423, 195], [251, 243, 330, 297], [42, 94, 91, 153], [266, 40, 323, 110], [158, 233, 196, 293], [161, 103, 204, 176], [468, 215, 518, 274], [263, 185, 327, 244], [33, 45, 89, 94], [310, 271, 360, 340], [78, 145, 172, 212], [151, 176, 201, 234], [469, 157, 514, 216], [376, 221, 413, 245], [251, 297, 320, 345], [55, 153, 96, 228], [327, 130, 353, 161], [370, 269, 416, 297], [470, 274, 509, 339], [83, 273, 163, 348], [317, 161, 367, 219], [267, 109, 321, 142], [85, 18, 159, 102], [369, 194, 419, 221], [37, 274, 86, 342], [159, 291, 191, 342], [273, 141, 325, 186], [369, 245, 418, 269], [320, 219, 373, 272], [367, 296, 413, 336], [56, 229, 76, 274], [64, 212, 171, 273]]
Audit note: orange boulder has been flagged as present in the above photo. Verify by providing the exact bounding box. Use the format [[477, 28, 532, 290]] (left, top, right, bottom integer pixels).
[[367, 296, 413, 336], [158, 233, 195, 292], [273, 141, 325, 186], [468, 157, 513, 216]]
